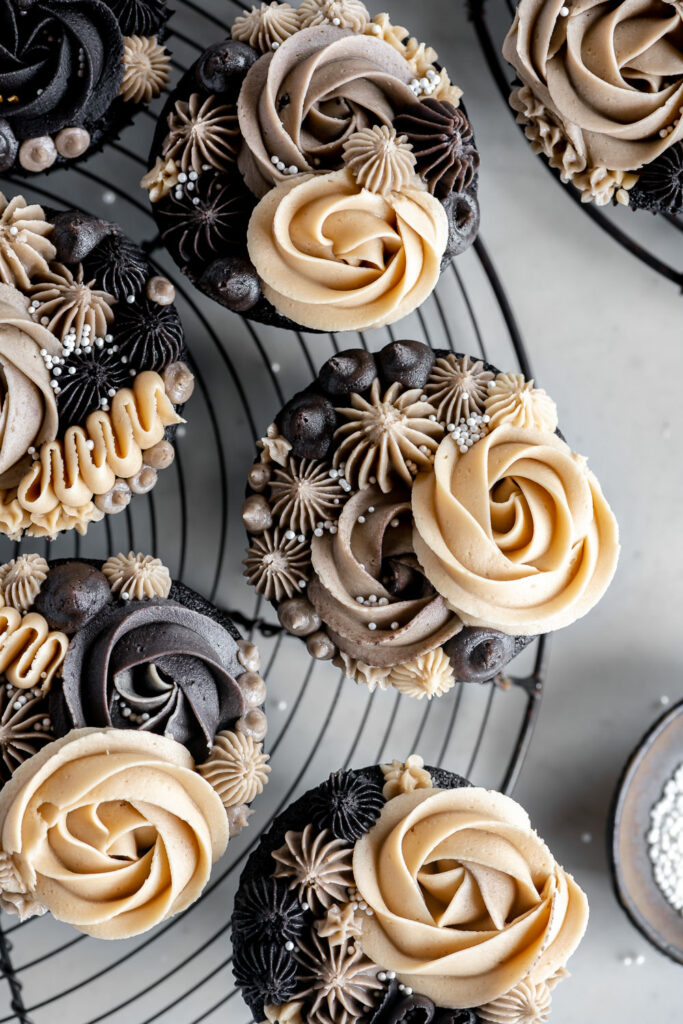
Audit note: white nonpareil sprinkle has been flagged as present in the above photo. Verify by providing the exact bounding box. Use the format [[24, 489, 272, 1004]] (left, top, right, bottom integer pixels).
[[648, 762, 683, 913]]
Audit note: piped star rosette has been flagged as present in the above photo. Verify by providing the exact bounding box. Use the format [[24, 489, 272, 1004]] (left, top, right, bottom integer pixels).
[[145, 0, 480, 331], [0, 553, 270, 938], [0, 192, 194, 540], [502, 0, 683, 214], [231, 757, 588, 1024], [0, 0, 172, 176], [242, 341, 619, 698]]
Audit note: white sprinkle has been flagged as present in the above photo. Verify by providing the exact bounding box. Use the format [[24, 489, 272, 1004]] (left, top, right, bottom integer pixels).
[[368, 622, 377, 631], [178, 172, 188, 182], [390, 621, 399, 630], [648, 760, 683, 915]]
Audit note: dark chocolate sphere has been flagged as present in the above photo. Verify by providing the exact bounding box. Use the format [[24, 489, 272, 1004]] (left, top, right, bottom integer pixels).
[[195, 39, 259, 95], [318, 349, 377, 397], [0, 119, 18, 172], [445, 627, 517, 683], [377, 340, 435, 389], [199, 255, 262, 311], [278, 390, 337, 460], [51, 210, 112, 264], [443, 187, 480, 260], [34, 562, 112, 634]]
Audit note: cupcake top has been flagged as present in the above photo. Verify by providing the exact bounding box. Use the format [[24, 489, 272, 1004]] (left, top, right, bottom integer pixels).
[[145, 2, 480, 331], [0, 193, 194, 540], [503, 0, 683, 212], [242, 341, 620, 698], [0, 552, 270, 937], [232, 756, 588, 1023], [0, 0, 172, 175]]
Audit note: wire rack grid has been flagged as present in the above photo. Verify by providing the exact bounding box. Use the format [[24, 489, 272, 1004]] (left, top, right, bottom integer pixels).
[[0, 2, 548, 1021]]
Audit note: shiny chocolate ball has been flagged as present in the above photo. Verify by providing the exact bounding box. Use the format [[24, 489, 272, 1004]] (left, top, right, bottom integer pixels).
[[278, 390, 337, 460], [51, 210, 111, 263], [195, 39, 259, 95], [443, 187, 480, 260], [199, 256, 262, 312], [34, 562, 112, 634], [377, 340, 435, 389], [0, 119, 18, 172], [318, 349, 377, 397], [445, 627, 517, 683]]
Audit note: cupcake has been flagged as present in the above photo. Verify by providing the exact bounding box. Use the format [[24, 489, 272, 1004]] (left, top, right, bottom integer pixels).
[[0, 192, 194, 540], [502, 0, 683, 213], [145, 1, 481, 330], [242, 341, 619, 698], [0, 0, 172, 176], [231, 755, 588, 1023], [0, 551, 270, 938]]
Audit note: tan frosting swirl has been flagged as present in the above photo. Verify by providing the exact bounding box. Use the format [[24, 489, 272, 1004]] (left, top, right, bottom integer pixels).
[[352, 787, 589, 1008], [307, 484, 462, 667], [412, 425, 619, 636], [503, 0, 683, 173], [0, 285, 60, 489], [237, 25, 417, 195], [247, 168, 448, 331], [0, 729, 228, 939]]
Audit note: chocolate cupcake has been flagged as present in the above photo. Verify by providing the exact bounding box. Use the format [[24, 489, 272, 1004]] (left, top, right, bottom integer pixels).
[[232, 755, 588, 1023], [242, 341, 620, 697], [0, 192, 193, 540], [0, 552, 270, 938], [145, 1, 480, 330], [502, 0, 683, 214], [0, 0, 172, 176]]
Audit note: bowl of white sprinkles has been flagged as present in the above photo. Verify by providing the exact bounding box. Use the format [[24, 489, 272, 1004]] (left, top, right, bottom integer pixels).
[[611, 699, 683, 964]]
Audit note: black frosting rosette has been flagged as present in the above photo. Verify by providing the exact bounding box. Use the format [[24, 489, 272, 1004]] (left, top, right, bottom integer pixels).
[[0, 0, 172, 175], [53, 598, 245, 761], [145, 1, 480, 331]]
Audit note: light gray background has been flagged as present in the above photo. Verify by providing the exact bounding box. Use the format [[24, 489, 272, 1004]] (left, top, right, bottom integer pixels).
[[0, 1, 681, 1021]]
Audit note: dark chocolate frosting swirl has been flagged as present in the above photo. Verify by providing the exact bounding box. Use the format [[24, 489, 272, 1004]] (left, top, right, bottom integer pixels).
[[57, 345, 131, 429], [52, 599, 245, 761], [393, 99, 479, 199], [113, 296, 184, 371], [157, 173, 254, 266], [0, 0, 124, 139], [102, 0, 167, 35]]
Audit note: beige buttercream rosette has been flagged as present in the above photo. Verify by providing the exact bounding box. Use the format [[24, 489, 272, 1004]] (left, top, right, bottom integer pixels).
[[503, 0, 683, 205], [353, 784, 588, 1008]]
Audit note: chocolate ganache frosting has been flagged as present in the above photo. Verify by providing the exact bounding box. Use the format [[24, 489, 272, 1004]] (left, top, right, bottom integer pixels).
[[237, 24, 418, 196], [52, 599, 245, 761], [0, 0, 124, 141], [307, 485, 462, 667]]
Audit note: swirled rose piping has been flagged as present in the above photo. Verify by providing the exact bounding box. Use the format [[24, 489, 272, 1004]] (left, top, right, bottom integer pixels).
[[0, 729, 228, 939], [503, 0, 683, 173], [307, 485, 461, 666], [237, 25, 418, 196], [353, 787, 589, 1008], [412, 425, 619, 635], [247, 168, 448, 331]]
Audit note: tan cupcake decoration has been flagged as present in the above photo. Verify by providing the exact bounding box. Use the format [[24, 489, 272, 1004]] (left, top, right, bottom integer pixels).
[[146, 1, 481, 330], [0, 554, 269, 938], [232, 760, 589, 1024], [243, 342, 619, 698], [0, 193, 192, 541]]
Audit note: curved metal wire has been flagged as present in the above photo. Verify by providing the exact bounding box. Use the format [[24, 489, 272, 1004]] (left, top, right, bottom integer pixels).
[[468, 0, 683, 291], [0, 2, 548, 1020]]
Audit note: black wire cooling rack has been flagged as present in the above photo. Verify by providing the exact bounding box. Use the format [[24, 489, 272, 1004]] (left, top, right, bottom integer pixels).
[[469, 0, 683, 291], [0, 2, 548, 1020]]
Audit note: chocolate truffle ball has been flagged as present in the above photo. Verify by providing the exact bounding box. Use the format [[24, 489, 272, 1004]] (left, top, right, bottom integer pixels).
[[278, 391, 337, 460], [377, 340, 435, 389], [34, 562, 113, 634], [443, 188, 480, 260], [445, 627, 517, 683], [318, 349, 377, 397], [199, 256, 262, 312], [195, 39, 259, 95], [50, 210, 112, 264]]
